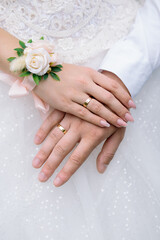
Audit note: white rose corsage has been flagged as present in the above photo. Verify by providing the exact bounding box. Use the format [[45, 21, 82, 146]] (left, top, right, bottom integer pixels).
[[7, 37, 63, 85]]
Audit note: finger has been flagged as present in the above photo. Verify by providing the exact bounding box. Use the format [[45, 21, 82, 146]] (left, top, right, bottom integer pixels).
[[38, 129, 80, 182], [96, 128, 126, 173], [70, 97, 110, 128], [86, 97, 128, 128], [53, 139, 94, 187], [34, 110, 65, 145], [32, 117, 70, 169], [92, 70, 136, 109], [88, 84, 134, 124]]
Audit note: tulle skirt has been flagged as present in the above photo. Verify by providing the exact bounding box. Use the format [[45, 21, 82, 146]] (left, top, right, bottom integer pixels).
[[0, 53, 160, 240]]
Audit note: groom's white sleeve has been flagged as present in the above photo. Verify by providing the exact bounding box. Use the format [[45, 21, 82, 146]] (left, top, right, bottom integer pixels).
[[99, 0, 160, 97]]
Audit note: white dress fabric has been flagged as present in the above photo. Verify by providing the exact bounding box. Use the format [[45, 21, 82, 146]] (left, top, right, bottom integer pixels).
[[0, 1, 160, 240]]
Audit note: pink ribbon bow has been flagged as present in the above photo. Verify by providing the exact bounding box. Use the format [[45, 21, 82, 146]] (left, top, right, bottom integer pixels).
[[0, 72, 52, 120]]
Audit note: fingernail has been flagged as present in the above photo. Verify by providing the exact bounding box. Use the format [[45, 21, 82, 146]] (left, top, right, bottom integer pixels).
[[125, 113, 134, 122], [53, 176, 63, 187], [100, 164, 108, 173], [117, 119, 127, 127], [100, 120, 110, 128], [38, 172, 47, 182], [34, 135, 41, 144], [32, 158, 41, 167], [128, 100, 136, 109]]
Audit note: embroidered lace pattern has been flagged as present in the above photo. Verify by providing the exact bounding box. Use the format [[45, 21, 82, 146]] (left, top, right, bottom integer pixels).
[[0, 0, 144, 64]]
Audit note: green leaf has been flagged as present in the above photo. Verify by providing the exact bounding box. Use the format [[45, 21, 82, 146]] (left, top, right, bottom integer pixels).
[[19, 40, 26, 49], [27, 39, 32, 43], [19, 71, 31, 77], [50, 72, 60, 81], [33, 74, 41, 85], [56, 64, 63, 69], [40, 36, 44, 40], [14, 48, 24, 56], [51, 66, 62, 72], [43, 73, 48, 80], [14, 48, 24, 52], [7, 57, 16, 62]]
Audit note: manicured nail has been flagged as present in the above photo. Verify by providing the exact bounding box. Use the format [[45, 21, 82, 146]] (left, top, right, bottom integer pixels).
[[34, 135, 41, 144], [117, 118, 127, 127], [32, 158, 41, 167], [99, 164, 108, 173], [128, 100, 136, 109], [38, 172, 47, 182], [125, 113, 134, 122], [53, 176, 63, 187], [100, 120, 110, 128]]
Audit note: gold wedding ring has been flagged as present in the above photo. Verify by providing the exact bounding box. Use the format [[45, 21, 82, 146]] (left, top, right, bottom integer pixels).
[[57, 124, 67, 134], [83, 97, 92, 108]]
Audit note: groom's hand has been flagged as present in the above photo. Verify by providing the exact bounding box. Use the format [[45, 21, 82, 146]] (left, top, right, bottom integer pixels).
[[33, 110, 123, 186]]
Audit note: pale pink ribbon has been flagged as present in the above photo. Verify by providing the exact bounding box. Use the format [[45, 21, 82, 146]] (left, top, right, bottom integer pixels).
[[0, 72, 52, 120]]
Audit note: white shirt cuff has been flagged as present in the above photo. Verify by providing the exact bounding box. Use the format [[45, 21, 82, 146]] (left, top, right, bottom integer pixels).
[[99, 0, 160, 97], [98, 38, 152, 97]]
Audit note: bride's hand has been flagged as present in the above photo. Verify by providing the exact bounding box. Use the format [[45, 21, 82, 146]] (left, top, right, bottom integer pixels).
[[33, 63, 135, 128], [32, 110, 125, 186]]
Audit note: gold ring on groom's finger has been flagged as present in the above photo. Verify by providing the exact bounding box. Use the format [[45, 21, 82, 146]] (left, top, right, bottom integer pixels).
[[57, 124, 67, 134], [83, 97, 92, 108]]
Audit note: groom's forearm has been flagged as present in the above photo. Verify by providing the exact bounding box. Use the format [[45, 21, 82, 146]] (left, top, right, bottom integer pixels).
[[99, 0, 160, 97], [0, 28, 20, 78]]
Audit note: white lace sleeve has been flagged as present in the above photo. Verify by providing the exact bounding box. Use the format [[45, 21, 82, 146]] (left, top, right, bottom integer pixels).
[[0, 0, 143, 64]]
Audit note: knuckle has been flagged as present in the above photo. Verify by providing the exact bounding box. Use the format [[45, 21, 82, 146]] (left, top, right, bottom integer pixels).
[[93, 101, 102, 114], [118, 109, 127, 118], [38, 149, 47, 160], [89, 129, 98, 138], [65, 90, 75, 101], [46, 116, 55, 127], [111, 81, 118, 91], [78, 75, 87, 85], [89, 128, 104, 140], [48, 110, 64, 123], [85, 67, 93, 75], [44, 161, 53, 173], [70, 154, 81, 167], [77, 108, 87, 118], [54, 144, 65, 156], [103, 152, 115, 163], [49, 131, 58, 141], [106, 92, 114, 101]]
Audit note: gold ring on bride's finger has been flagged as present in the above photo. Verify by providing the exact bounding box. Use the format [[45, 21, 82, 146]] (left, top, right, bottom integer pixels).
[[57, 124, 67, 134], [83, 97, 92, 108]]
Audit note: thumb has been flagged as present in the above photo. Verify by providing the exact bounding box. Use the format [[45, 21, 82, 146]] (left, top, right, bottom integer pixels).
[[97, 128, 126, 173]]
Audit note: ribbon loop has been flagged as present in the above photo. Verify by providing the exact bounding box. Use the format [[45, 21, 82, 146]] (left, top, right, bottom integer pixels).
[[0, 72, 50, 117]]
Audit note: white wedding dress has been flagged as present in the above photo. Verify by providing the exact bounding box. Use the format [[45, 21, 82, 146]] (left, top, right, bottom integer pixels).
[[0, 1, 160, 240]]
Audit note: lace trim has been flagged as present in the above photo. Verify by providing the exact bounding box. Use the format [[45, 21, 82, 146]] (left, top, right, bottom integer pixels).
[[0, 0, 144, 64]]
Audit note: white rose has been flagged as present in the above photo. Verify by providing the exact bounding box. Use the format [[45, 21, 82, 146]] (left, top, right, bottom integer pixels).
[[25, 48, 51, 76]]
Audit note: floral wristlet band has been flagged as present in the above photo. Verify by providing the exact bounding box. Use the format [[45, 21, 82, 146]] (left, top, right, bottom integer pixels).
[[7, 37, 63, 89], [5, 37, 63, 118]]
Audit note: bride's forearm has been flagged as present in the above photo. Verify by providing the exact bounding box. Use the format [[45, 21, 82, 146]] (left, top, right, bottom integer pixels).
[[0, 28, 134, 127], [0, 28, 20, 78]]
